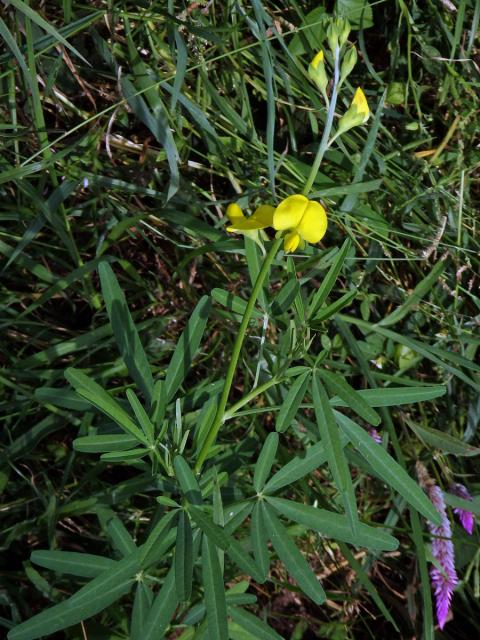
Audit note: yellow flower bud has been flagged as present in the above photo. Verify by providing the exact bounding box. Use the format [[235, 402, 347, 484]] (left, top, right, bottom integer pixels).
[[336, 88, 370, 137], [308, 50, 328, 99]]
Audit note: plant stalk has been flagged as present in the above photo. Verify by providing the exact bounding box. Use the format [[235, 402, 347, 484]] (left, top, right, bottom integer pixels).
[[195, 237, 282, 471], [302, 45, 341, 196]]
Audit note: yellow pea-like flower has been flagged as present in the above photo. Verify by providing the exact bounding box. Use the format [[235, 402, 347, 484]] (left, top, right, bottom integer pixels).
[[273, 194, 327, 253], [226, 195, 327, 254]]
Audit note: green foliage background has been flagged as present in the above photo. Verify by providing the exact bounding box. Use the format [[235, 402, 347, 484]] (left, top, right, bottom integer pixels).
[[1, 1, 479, 639]]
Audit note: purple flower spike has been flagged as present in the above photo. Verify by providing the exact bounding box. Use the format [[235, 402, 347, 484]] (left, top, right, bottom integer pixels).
[[450, 483, 475, 535], [427, 485, 458, 630], [368, 428, 382, 444]]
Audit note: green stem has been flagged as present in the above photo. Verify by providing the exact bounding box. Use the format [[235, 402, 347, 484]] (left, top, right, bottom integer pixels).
[[302, 45, 341, 196], [195, 237, 282, 471]]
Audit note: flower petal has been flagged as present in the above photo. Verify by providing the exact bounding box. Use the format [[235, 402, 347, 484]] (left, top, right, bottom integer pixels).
[[226, 203, 245, 225], [227, 218, 270, 232], [251, 204, 275, 227], [273, 194, 308, 231], [283, 231, 300, 253], [311, 50, 324, 70], [296, 200, 327, 243], [352, 87, 369, 122]]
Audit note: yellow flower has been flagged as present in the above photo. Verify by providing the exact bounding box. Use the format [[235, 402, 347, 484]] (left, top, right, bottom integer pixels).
[[273, 194, 327, 253], [336, 88, 370, 136], [226, 203, 275, 232], [226, 195, 327, 254]]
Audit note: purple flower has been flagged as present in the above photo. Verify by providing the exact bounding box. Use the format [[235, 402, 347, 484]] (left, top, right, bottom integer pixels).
[[450, 483, 474, 535], [368, 428, 382, 444], [427, 484, 458, 630]]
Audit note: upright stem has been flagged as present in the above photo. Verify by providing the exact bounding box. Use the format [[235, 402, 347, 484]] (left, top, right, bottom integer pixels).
[[195, 238, 282, 471], [302, 45, 341, 196]]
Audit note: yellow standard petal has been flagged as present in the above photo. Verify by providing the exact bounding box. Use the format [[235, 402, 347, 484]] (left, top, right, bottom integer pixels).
[[283, 231, 301, 253], [352, 87, 369, 122], [273, 194, 308, 231], [296, 201, 327, 244], [311, 50, 324, 70]]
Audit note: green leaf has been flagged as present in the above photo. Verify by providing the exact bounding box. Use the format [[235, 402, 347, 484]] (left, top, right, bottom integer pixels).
[[165, 296, 211, 401], [202, 534, 228, 640], [271, 278, 300, 316], [131, 582, 153, 640], [253, 433, 279, 493], [99, 262, 154, 403], [318, 369, 380, 426], [142, 568, 178, 640], [65, 368, 148, 445], [140, 511, 178, 566], [276, 371, 311, 433], [266, 498, 398, 551], [405, 419, 480, 457], [175, 511, 193, 602], [229, 607, 283, 640], [336, 0, 374, 29], [227, 540, 265, 585], [444, 493, 480, 516], [310, 289, 357, 325], [126, 389, 154, 442], [103, 512, 137, 557], [73, 434, 138, 453], [262, 503, 325, 605], [189, 506, 264, 583], [31, 551, 114, 578], [212, 288, 262, 320], [35, 386, 90, 411], [330, 385, 446, 408], [100, 448, 149, 462], [308, 239, 352, 319], [251, 502, 270, 582], [312, 375, 359, 534], [289, 6, 327, 55], [151, 379, 167, 432], [7, 551, 140, 640], [334, 412, 442, 526], [174, 456, 203, 505], [263, 436, 349, 494]]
